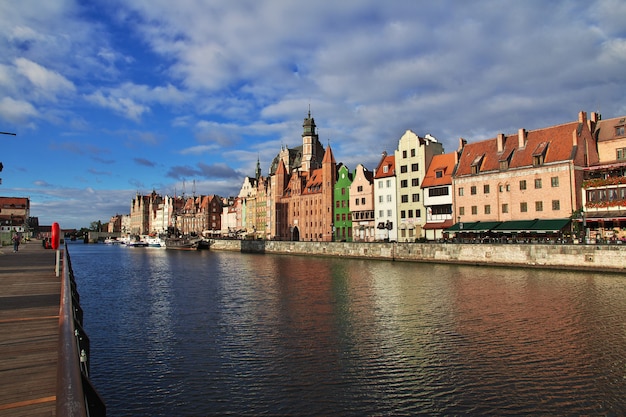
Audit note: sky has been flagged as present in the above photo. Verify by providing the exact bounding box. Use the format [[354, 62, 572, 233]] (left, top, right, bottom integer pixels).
[[1, 0, 625, 230]]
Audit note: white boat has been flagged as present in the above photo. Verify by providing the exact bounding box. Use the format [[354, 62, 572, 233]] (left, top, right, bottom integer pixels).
[[145, 236, 166, 248]]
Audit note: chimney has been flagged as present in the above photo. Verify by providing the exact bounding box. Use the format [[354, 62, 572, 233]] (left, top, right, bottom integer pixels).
[[518, 128, 526, 148], [496, 133, 505, 153], [578, 111, 587, 125], [572, 129, 578, 147], [458, 137, 467, 152], [589, 111, 600, 132]]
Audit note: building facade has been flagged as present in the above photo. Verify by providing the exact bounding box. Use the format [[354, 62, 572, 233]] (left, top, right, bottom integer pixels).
[[349, 163, 375, 242], [453, 111, 599, 235], [334, 164, 353, 241], [374, 152, 397, 241], [395, 131, 444, 241]]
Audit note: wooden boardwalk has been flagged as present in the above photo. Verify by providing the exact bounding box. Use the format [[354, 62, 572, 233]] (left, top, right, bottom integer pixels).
[[0, 241, 59, 417]]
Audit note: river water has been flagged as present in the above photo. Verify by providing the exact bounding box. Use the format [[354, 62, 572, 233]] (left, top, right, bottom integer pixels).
[[67, 242, 626, 416]]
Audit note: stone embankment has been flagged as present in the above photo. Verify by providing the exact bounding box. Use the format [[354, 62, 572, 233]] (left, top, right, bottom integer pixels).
[[210, 239, 626, 273]]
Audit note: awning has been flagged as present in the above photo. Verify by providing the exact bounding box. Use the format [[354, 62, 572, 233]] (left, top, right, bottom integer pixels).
[[423, 219, 454, 230], [466, 221, 502, 232], [445, 221, 479, 232], [582, 211, 626, 221], [528, 218, 570, 233], [492, 220, 537, 233]]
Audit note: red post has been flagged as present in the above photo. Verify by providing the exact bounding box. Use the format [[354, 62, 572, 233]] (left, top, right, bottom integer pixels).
[[51, 222, 60, 250]]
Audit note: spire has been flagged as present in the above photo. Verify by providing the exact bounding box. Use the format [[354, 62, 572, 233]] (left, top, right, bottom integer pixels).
[[255, 156, 261, 180], [302, 108, 316, 138]]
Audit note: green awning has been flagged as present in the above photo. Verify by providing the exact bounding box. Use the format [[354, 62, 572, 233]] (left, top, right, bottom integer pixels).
[[466, 221, 501, 232], [445, 221, 479, 232], [492, 220, 537, 233], [528, 218, 570, 233]]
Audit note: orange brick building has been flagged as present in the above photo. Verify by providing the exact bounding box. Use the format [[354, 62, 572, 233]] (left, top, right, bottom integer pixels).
[[453, 111, 599, 226]]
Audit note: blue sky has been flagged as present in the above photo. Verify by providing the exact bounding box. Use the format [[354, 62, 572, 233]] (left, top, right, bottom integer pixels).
[[1, 0, 625, 229]]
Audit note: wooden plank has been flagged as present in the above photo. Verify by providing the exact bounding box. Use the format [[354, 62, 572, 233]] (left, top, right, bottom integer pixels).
[[0, 242, 60, 416]]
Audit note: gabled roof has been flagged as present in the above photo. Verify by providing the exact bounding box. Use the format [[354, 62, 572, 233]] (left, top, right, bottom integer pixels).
[[455, 113, 598, 177], [594, 115, 626, 143], [302, 168, 323, 195], [421, 152, 456, 187], [374, 153, 395, 179]]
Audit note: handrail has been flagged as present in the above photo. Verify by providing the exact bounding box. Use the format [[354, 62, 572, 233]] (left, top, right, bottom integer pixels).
[[56, 243, 106, 417]]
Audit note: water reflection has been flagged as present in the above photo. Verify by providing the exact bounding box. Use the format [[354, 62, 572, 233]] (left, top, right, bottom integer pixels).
[[68, 244, 626, 416]]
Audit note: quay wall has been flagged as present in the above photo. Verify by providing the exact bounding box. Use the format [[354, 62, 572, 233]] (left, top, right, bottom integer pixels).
[[210, 240, 626, 273]]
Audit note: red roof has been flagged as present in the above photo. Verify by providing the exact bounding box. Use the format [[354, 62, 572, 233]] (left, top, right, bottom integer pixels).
[[456, 113, 598, 177], [374, 153, 395, 179], [421, 152, 456, 187]]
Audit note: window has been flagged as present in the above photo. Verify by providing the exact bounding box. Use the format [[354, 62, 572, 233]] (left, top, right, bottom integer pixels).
[[458, 187, 464, 196], [484, 184, 490, 194], [402, 150, 407, 158], [354, 198, 359, 206], [534, 179, 542, 189], [357, 185, 363, 192], [519, 180, 527, 190], [552, 200, 560, 210], [411, 163, 419, 171], [401, 195, 409, 203], [471, 206, 477, 215], [411, 149, 416, 157], [535, 201, 543, 211], [616, 126, 625, 136], [378, 181, 383, 188], [617, 148, 626, 160], [502, 203, 508, 214], [484, 205, 491, 215], [459, 207, 465, 216], [379, 195, 383, 203], [379, 210, 384, 217], [336, 201, 340, 208], [386, 194, 392, 202], [429, 187, 449, 197], [499, 160, 509, 171], [471, 186, 477, 195], [408, 210, 414, 218], [551, 177, 559, 187], [435, 170, 443, 178], [416, 209, 421, 218], [401, 179, 408, 188], [400, 210, 406, 219], [400, 165, 408, 173], [387, 209, 392, 217], [412, 178, 419, 186], [386, 180, 391, 188], [520, 202, 528, 212], [383, 165, 389, 173], [361, 198, 365, 205], [412, 194, 420, 202]]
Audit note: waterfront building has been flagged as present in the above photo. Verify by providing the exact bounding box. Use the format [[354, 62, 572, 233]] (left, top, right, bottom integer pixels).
[[130, 191, 161, 235], [238, 175, 258, 237], [270, 112, 336, 241], [349, 164, 375, 242], [374, 152, 397, 241], [0, 196, 30, 238], [334, 164, 353, 241], [395, 131, 444, 241], [421, 151, 457, 240], [582, 113, 626, 242], [452, 111, 599, 236], [107, 214, 122, 233], [178, 194, 223, 236]]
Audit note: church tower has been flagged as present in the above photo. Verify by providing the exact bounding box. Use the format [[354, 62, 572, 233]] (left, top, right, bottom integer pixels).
[[301, 110, 319, 173]]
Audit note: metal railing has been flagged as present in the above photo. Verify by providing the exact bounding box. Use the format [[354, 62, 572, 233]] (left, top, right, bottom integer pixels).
[[57, 243, 106, 417]]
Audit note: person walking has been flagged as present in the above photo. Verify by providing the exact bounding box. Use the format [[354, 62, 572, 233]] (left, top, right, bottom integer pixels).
[[12, 233, 20, 252]]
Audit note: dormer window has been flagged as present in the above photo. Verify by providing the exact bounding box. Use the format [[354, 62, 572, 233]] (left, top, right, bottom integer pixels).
[[435, 170, 443, 178], [470, 155, 484, 174], [383, 165, 389, 173], [532, 142, 549, 167], [616, 125, 625, 136], [499, 149, 514, 171]]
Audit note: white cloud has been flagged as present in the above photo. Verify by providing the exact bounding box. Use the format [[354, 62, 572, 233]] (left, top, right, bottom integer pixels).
[[0, 97, 39, 124]]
